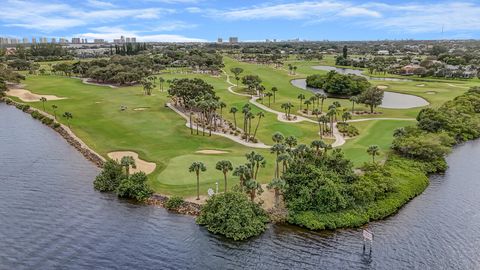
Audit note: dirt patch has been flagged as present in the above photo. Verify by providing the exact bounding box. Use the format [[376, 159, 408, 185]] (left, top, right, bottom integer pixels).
[[258, 184, 276, 210], [107, 151, 156, 174], [195, 149, 228, 154], [7, 89, 67, 102], [377, 85, 388, 90], [133, 107, 149, 111]]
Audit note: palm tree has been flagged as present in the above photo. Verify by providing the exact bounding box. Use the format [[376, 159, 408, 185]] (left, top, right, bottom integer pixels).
[[51, 105, 58, 120], [285, 135, 297, 150], [246, 151, 266, 180], [311, 140, 326, 155], [277, 153, 291, 174], [230, 106, 238, 130], [326, 108, 336, 135], [62, 112, 73, 128], [271, 87, 278, 103], [267, 178, 287, 207], [158, 77, 165, 91], [141, 77, 155, 95], [120, 156, 136, 177], [318, 115, 328, 138], [304, 99, 312, 113], [297, 94, 305, 110], [230, 67, 244, 87], [265, 92, 273, 107], [40, 97, 47, 111], [293, 66, 297, 75], [189, 161, 207, 200], [215, 160, 233, 192], [317, 93, 327, 113], [309, 96, 317, 110], [233, 165, 249, 189], [350, 96, 359, 114], [245, 179, 263, 202], [271, 131, 285, 178], [367, 145, 380, 163], [245, 111, 254, 141], [252, 111, 264, 140], [342, 111, 352, 123], [281, 103, 289, 118]]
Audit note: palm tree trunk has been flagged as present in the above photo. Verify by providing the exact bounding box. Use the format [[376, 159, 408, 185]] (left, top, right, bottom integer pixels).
[[189, 113, 193, 134], [233, 113, 237, 129], [223, 173, 227, 192], [253, 118, 261, 140], [196, 173, 200, 200]]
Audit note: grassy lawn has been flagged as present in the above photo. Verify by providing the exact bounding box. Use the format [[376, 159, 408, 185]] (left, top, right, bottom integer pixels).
[[9, 57, 474, 197]]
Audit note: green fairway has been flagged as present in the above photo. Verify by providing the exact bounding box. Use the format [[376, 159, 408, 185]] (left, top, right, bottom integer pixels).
[[9, 57, 474, 197]]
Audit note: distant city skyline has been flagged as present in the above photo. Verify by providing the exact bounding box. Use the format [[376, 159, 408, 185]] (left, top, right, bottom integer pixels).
[[1, 0, 480, 42]]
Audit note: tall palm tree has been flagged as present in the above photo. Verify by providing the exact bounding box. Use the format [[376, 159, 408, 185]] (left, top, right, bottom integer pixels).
[[215, 160, 233, 192], [245, 179, 262, 202], [342, 111, 352, 123], [267, 178, 287, 208], [270, 143, 286, 178], [233, 165, 249, 189], [51, 104, 58, 120], [265, 92, 273, 107], [189, 161, 207, 200], [246, 112, 254, 141], [318, 115, 328, 139], [252, 111, 264, 140], [285, 135, 298, 151], [62, 112, 73, 128], [218, 101, 226, 117], [367, 145, 380, 163], [297, 94, 305, 110], [317, 93, 327, 113], [280, 103, 289, 118], [304, 99, 312, 113], [158, 77, 165, 91], [326, 108, 336, 135], [229, 106, 238, 130], [350, 96, 359, 114], [271, 87, 278, 103], [272, 131, 285, 144], [309, 96, 317, 110], [40, 97, 47, 111], [311, 140, 327, 155], [120, 156, 136, 177]]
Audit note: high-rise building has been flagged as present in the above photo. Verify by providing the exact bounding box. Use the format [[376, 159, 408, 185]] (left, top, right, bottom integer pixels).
[[23, 37, 29, 44], [72, 37, 81, 44], [229, 37, 238, 44], [0, 37, 8, 45], [126, 37, 131, 43], [40, 37, 47, 43], [94, 39, 105, 44], [131, 37, 136, 43], [59, 38, 68, 44], [32, 37, 36, 44], [121, 36, 125, 43], [51, 38, 56, 44], [217, 38, 223, 43]]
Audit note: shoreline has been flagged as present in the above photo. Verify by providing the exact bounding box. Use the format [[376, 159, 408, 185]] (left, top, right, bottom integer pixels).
[[0, 96, 202, 216]]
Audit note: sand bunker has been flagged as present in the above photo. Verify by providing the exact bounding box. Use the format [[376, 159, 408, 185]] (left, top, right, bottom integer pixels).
[[107, 151, 156, 175], [377, 85, 388, 90], [416, 84, 425, 87], [195, 150, 229, 154], [7, 89, 67, 102], [133, 107, 149, 111], [426, 91, 437, 95]]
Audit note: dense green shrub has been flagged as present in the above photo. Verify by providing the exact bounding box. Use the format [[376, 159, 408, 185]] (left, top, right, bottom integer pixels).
[[164, 196, 184, 210], [53, 122, 61, 128], [94, 159, 124, 192], [41, 117, 53, 126], [337, 122, 359, 137], [196, 192, 269, 240], [116, 172, 153, 201]]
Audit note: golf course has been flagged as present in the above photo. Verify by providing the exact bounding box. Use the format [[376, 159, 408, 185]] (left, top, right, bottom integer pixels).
[[6, 55, 475, 198]]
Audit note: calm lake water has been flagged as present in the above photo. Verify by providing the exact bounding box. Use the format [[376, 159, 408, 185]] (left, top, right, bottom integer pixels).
[[1, 103, 479, 269], [290, 78, 429, 109]]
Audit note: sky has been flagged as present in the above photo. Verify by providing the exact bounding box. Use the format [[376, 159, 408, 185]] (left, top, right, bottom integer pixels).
[[0, 0, 480, 42]]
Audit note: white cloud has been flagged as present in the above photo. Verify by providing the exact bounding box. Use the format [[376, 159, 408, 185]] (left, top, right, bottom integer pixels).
[[0, 0, 174, 32], [209, 1, 381, 20], [150, 21, 197, 31], [86, 0, 116, 8], [77, 29, 206, 42]]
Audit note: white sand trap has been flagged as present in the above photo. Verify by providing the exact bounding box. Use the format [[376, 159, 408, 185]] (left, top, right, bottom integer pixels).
[[195, 150, 228, 154], [107, 151, 156, 175], [377, 85, 388, 90], [95, 101, 102, 104], [133, 107, 149, 111], [416, 84, 425, 87], [7, 89, 67, 102], [426, 91, 437, 95]]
